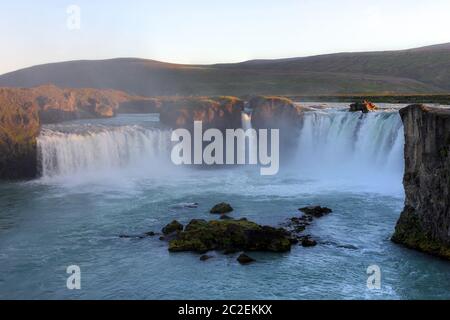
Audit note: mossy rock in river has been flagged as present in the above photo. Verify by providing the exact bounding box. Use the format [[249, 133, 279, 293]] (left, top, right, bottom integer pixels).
[[162, 220, 184, 235], [210, 202, 234, 214], [168, 219, 291, 253]]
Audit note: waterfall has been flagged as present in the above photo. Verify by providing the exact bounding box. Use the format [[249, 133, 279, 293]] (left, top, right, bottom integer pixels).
[[295, 109, 404, 190], [36, 109, 405, 192], [37, 125, 172, 178], [241, 112, 258, 163]]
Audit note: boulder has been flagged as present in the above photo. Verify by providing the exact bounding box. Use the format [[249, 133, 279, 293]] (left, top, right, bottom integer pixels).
[[200, 254, 213, 261], [299, 206, 333, 218], [162, 220, 184, 235], [210, 202, 234, 214], [237, 254, 256, 265], [300, 236, 318, 247], [349, 100, 377, 113], [167, 219, 291, 253]]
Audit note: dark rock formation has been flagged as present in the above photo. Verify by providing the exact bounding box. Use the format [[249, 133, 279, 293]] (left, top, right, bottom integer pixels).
[[119, 231, 156, 239], [392, 104, 450, 260], [210, 202, 234, 214], [167, 219, 291, 253], [299, 206, 333, 218], [199, 255, 213, 261], [349, 100, 378, 113], [159, 96, 244, 131], [300, 236, 317, 247], [237, 253, 255, 264], [162, 220, 184, 235]]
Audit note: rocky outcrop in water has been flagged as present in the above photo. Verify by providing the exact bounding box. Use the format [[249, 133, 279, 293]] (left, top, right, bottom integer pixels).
[[210, 202, 234, 214], [161, 205, 334, 256], [162, 220, 184, 235], [349, 100, 378, 113], [392, 104, 450, 260], [159, 96, 244, 131], [166, 218, 292, 253], [237, 253, 256, 264], [299, 206, 333, 218], [0, 85, 150, 179], [249, 96, 305, 156], [250, 96, 304, 129]]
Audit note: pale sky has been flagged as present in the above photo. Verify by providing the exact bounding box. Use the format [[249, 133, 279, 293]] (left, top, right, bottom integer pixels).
[[1, 0, 450, 74]]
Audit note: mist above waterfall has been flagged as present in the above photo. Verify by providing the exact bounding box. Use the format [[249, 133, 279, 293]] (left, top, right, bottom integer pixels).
[[294, 108, 404, 193], [37, 114, 173, 183], [35, 107, 405, 194]]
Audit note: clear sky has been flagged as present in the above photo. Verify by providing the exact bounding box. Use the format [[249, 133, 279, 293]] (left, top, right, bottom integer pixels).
[[1, 0, 450, 74]]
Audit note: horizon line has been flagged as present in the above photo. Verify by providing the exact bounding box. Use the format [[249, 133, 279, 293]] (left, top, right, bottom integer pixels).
[[2, 41, 450, 77]]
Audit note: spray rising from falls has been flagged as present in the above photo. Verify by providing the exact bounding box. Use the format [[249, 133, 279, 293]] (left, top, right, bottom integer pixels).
[[36, 109, 405, 192], [37, 125, 172, 179], [295, 109, 405, 191]]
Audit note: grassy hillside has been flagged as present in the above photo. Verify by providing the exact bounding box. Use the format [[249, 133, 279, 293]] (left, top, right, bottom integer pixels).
[[0, 44, 449, 96]]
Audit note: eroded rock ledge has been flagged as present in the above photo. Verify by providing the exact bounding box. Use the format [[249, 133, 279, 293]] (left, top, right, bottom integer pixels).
[[392, 104, 450, 260], [0, 85, 154, 179], [159, 96, 244, 131]]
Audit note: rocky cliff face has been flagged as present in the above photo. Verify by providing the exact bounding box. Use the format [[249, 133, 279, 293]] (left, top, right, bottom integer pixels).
[[0, 85, 150, 179], [392, 104, 450, 260], [250, 96, 303, 129], [29, 85, 151, 123], [159, 96, 244, 131], [250, 96, 304, 158], [0, 90, 40, 179]]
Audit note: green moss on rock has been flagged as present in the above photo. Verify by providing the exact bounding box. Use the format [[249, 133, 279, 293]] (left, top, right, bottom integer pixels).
[[167, 218, 291, 253], [210, 202, 233, 214], [392, 206, 450, 260], [162, 220, 184, 235]]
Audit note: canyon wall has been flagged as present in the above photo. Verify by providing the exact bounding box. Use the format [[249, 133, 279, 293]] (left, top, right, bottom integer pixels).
[[159, 96, 244, 131], [0, 89, 40, 179], [392, 104, 450, 260], [0, 85, 153, 179], [250, 96, 304, 158]]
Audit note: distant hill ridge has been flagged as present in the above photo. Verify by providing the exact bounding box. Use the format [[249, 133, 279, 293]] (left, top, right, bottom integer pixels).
[[1, 43, 450, 96]]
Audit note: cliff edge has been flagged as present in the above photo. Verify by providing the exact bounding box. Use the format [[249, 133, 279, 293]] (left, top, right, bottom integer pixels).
[[392, 104, 450, 260], [0, 85, 155, 179]]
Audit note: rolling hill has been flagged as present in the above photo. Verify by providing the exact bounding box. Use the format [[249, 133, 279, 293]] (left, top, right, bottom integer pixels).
[[1, 43, 450, 96]]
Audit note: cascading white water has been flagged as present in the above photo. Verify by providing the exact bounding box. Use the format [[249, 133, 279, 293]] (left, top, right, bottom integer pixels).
[[295, 109, 404, 191], [37, 125, 172, 178], [36, 108, 404, 193], [241, 112, 258, 162]]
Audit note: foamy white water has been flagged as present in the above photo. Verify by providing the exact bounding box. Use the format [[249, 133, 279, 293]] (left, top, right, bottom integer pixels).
[[37, 109, 404, 193], [295, 109, 404, 193], [38, 125, 172, 178]]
